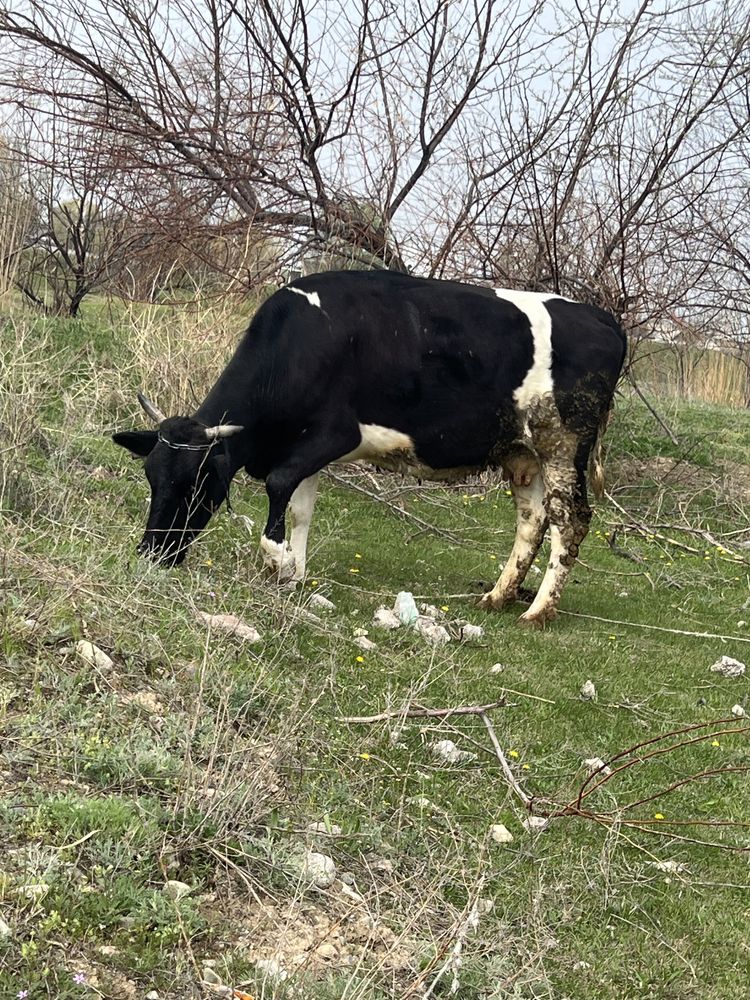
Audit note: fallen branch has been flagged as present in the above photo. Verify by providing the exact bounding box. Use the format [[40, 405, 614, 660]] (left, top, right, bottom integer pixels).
[[628, 375, 679, 445], [480, 712, 531, 808], [605, 492, 750, 564], [325, 470, 468, 546], [558, 610, 750, 644], [337, 698, 507, 724]]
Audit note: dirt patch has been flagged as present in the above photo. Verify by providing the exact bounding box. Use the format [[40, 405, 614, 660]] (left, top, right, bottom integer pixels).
[[718, 461, 750, 503], [609, 455, 714, 492], [213, 882, 417, 984]]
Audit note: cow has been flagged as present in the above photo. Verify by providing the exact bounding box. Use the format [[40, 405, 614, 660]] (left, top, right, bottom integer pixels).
[[112, 270, 626, 625]]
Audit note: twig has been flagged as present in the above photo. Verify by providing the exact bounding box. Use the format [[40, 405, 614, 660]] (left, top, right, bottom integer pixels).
[[628, 375, 679, 445], [605, 492, 750, 564], [325, 469, 468, 546], [337, 699, 507, 724], [557, 609, 750, 644], [480, 712, 532, 808]]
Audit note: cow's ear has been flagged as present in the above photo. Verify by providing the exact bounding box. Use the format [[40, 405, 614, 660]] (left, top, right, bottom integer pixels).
[[112, 430, 158, 457]]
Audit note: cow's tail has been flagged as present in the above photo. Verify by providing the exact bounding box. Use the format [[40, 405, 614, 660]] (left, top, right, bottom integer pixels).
[[588, 407, 611, 500]]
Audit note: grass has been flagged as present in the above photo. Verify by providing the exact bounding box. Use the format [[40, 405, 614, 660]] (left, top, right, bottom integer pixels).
[[2, 306, 750, 999]]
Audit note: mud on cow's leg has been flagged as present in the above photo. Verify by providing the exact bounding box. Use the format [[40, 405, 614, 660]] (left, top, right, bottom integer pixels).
[[481, 452, 547, 611], [519, 452, 591, 627]]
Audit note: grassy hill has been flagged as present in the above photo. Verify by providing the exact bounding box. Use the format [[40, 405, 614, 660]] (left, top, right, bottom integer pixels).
[[2, 309, 750, 999]]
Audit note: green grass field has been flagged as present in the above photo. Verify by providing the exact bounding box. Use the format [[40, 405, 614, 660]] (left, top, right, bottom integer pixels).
[[2, 309, 750, 1000]]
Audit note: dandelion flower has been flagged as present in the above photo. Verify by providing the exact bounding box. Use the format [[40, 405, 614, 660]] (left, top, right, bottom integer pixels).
[[441, 605, 449, 612], [508, 749, 520, 759], [349, 567, 360, 574], [654, 813, 665, 821], [711, 739, 721, 747], [355, 553, 362, 559], [358, 753, 371, 760], [355, 655, 365, 663]]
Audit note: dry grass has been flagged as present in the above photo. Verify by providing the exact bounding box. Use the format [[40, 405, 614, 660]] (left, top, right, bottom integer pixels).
[[634, 343, 748, 407]]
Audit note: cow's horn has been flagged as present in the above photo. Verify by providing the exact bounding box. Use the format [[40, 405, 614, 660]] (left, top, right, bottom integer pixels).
[[137, 391, 166, 424], [204, 424, 244, 440]]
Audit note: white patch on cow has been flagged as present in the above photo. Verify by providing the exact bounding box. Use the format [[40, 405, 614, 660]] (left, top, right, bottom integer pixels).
[[494, 289, 560, 411], [260, 534, 297, 583], [340, 424, 416, 462], [288, 287, 321, 308]]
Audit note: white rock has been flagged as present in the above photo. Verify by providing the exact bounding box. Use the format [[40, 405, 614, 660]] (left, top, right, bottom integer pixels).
[[309, 593, 336, 612], [415, 617, 451, 645], [75, 640, 114, 672], [307, 821, 343, 837], [459, 623, 484, 641], [354, 635, 377, 651], [737, 620, 747, 628], [490, 824, 514, 844], [710, 655, 746, 678], [373, 607, 401, 630], [522, 816, 549, 833], [531, 565, 542, 575], [196, 611, 261, 643], [731, 704, 746, 718], [573, 961, 592, 971], [145, 992, 160, 1000], [303, 851, 336, 888], [420, 603, 442, 618], [316, 942, 338, 960], [617, 590, 629, 598], [408, 796, 437, 810], [580, 680, 597, 701], [394, 591, 419, 626], [583, 756, 612, 776], [123, 690, 163, 715], [353, 627, 369, 637], [0, 915, 11, 939], [163, 880, 192, 901], [490, 662, 507, 674], [432, 739, 476, 764], [255, 958, 289, 981], [19, 882, 49, 899], [648, 860, 686, 874]]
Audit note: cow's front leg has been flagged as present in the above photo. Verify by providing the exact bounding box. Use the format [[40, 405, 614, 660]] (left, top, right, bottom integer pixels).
[[288, 473, 319, 581], [261, 424, 359, 585], [519, 457, 590, 627]]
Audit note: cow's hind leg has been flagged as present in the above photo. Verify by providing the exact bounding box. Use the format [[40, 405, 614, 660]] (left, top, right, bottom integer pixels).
[[261, 426, 359, 583], [480, 454, 547, 611], [520, 449, 591, 627]]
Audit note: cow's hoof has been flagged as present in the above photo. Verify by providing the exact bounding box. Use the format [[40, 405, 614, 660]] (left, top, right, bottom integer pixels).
[[518, 606, 556, 628], [260, 536, 297, 584], [479, 590, 515, 612]]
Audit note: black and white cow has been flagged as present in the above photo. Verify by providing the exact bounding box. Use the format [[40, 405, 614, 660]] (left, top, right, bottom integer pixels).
[[113, 270, 626, 625]]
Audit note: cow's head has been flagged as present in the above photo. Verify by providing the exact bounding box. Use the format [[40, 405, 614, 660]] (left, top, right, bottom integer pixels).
[[113, 393, 243, 566]]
